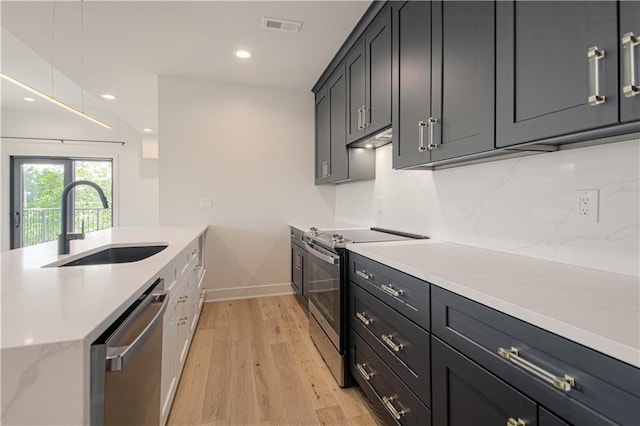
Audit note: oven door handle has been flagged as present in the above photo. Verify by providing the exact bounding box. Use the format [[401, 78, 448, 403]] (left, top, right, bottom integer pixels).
[[305, 242, 339, 265]]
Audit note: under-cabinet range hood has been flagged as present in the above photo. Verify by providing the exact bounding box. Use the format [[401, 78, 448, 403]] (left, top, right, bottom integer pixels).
[[348, 127, 393, 149]]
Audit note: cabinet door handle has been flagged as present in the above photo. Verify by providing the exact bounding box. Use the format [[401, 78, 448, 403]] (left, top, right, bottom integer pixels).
[[382, 396, 406, 420], [427, 117, 439, 150], [322, 161, 329, 178], [355, 269, 373, 280], [622, 32, 640, 97], [295, 253, 301, 270], [381, 334, 404, 352], [356, 312, 373, 326], [357, 107, 363, 129], [587, 46, 606, 105], [380, 283, 403, 297], [362, 105, 368, 129], [356, 362, 374, 381], [418, 120, 427, 152], [498, 347, 575, 392], [507, 418, 527, 426]]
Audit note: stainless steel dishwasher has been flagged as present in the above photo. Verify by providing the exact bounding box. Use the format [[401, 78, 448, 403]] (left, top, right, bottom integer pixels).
[[90, 278, 167, 425]]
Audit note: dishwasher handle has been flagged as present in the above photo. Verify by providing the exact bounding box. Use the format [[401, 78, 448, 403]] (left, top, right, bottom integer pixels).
[[106, 290, 168, 371]]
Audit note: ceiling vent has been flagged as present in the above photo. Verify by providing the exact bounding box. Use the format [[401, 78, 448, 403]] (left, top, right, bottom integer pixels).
[[261, 17, 302, 33]]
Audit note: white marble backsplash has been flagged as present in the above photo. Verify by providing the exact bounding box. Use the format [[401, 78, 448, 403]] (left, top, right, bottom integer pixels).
[[335, 138, 640, 277]]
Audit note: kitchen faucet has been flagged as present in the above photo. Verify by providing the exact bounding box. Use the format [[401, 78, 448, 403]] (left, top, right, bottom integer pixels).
[[58, 180, 109, 255]]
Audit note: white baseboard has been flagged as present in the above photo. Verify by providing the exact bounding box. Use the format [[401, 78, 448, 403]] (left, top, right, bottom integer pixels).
[[205, 282, 294, 302]]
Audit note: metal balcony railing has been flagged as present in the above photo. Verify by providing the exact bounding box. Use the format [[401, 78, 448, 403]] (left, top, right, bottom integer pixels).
[[22, 207, 113, 247]]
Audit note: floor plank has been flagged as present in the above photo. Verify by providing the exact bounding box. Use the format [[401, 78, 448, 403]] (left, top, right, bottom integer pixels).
[[168, 295, 380, 426]]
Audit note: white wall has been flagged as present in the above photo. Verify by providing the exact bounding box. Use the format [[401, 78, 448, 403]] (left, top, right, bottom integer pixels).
[[158, 76, 334, 300], [336, 139, 640, 277]]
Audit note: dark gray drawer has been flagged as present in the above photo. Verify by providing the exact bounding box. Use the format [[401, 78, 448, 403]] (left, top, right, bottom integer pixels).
[[432, 286, 639, 425], [350, 281, 430, 407], [351, 330, 431, 426], [290, 226, 305, 242], [349, 252, 429, 330]]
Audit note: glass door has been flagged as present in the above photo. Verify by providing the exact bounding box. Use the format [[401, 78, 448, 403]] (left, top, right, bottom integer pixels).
[[10, 157, 113, 249]]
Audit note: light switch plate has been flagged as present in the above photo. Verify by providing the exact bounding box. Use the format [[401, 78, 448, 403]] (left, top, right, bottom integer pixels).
[[200, 195, 213, 209], [575, 189, 598, 222]]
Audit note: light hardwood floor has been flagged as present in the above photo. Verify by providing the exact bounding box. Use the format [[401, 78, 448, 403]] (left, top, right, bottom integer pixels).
[[168, 295, 384, 426]]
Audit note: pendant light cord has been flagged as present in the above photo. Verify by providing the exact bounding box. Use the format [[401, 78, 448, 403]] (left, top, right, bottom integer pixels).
[[51, 0, 56, 98], [80, 0, 85, 113]]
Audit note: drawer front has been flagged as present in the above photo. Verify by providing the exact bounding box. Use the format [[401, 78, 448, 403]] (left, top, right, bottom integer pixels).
[[539, 407, 569, 426], [432, 286, 638, 425], [349, 252, 429, 330], [351, 330, 431, 426], [350, 281, 430, 406]]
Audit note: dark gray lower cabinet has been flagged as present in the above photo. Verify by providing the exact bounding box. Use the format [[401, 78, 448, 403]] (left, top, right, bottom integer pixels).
[[290, 233, 307, 308], [432, 336, 538, 426], [496, 1, 619, 147], [539, 407, 570, 426]]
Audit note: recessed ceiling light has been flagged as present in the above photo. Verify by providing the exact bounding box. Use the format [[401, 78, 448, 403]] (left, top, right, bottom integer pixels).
[[23, 97, 35, 102], [101, 94, 117, 100], [143, 128, 153, 133], [235, 50, 252, 59]]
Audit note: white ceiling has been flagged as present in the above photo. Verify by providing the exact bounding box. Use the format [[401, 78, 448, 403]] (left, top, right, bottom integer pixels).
[[1, 1, 370, 134]]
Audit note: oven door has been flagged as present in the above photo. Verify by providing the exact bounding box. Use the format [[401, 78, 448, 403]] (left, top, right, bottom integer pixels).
[[305, 241, 341, 350]]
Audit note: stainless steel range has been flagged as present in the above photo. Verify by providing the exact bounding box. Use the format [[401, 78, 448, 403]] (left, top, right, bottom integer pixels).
[[303, 227, 428, 387]]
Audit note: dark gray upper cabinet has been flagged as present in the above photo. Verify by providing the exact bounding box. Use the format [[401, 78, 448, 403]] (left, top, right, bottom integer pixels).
[[315, 65, 375, 185], [393, 1, 495, 169], [346, 5, 392, 144], [496, 1, 619, 147], [620, 0, 640, 123], [392, 0, 432, 168], [315, 87, 331, 183], [315, 66, 347, 184], [346, 42, 367, 144]]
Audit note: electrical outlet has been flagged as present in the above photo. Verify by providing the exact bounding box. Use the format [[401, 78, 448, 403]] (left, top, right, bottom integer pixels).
[[377, 196, 384, 213], [200, 195, 213, 209], [575, 190, 599, 222]]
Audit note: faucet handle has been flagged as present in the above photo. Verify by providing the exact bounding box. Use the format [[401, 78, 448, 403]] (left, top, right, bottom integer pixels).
[[81, 219, 85, 234]]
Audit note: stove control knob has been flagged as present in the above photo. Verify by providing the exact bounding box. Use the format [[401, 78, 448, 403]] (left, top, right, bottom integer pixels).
[[310, 227, 319, 236], [332, 234, 344, 242]]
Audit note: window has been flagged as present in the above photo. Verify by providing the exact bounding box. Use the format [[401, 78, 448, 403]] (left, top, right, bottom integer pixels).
[[10, 156, 113, 249]]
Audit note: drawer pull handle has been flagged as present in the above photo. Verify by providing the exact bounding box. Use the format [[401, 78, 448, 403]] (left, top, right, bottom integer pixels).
[[381, 334, 404, 352], [507, 418, 526, 426], [382, 396, 406, 420], [380, 284, 403, 297], [356, 312, 373, 326], [355, 269, 373, 280], [498, 347, 575, 392], [356, 363, 374, 381]]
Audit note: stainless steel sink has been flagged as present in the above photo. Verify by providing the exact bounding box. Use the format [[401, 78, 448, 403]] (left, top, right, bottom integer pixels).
[[49, 245, 168, 267]]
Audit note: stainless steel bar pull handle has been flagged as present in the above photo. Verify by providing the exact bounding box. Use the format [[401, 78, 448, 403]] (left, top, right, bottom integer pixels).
[[507, 418, 527, 426], [362, 105, 368, 129], [381, 334, 404, 352], [427, 117, 439, 150], [322, 161, 329, 178], [498, 347, 575, 392], [418, 120, 427, 152], [355, 269, 373, 280], [622, 32, 640, 97], [356, 363, 374, 381], [382, 396, 406, 420], [356, 312, 373, 326], [380, 283, 403, 297], [357, 107, 363, 130], [587, 46, 606, 105]]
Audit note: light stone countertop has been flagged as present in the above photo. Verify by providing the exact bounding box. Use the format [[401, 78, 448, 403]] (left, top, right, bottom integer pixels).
[[347, 239, 640, 368], [1, 225, 208, 350]]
